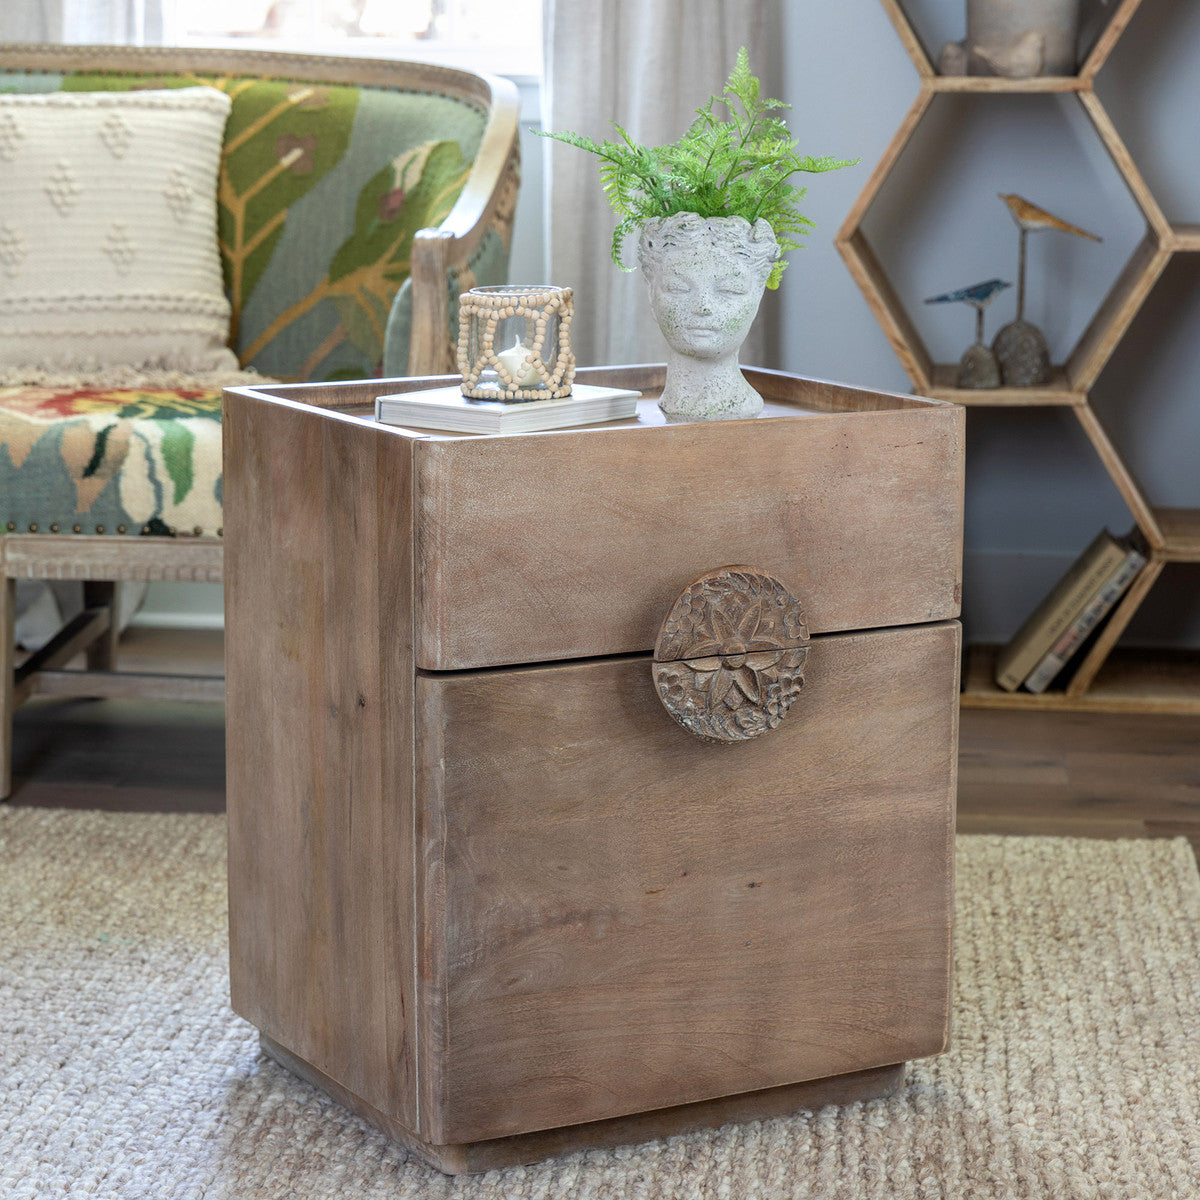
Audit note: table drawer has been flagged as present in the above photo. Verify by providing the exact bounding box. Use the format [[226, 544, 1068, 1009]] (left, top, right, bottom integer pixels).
[[412, 399, 963, 671], [414, 619, 960, 1144]]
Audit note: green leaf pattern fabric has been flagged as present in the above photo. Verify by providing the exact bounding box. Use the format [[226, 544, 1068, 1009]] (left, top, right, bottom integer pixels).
[[2, 67, 488, 380], [0, 65, 510, 540]]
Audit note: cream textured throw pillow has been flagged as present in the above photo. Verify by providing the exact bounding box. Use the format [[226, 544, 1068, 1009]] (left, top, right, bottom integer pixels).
[[0, 87, 238, 373]]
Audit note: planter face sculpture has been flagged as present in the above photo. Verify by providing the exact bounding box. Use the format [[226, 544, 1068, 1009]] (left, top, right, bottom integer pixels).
[[639, 213, 780, 421], [539, 48, 855, 420]]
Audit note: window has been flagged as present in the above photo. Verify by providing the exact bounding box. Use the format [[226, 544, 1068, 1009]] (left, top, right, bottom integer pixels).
[[164, 0, 543, 77]]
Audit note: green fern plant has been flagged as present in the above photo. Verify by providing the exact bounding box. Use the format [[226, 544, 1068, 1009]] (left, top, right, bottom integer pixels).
[[539, 49, 857, 288]]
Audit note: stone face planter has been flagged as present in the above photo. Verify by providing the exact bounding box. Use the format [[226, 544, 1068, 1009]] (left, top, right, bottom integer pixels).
[[967, 0, 1083, 75], [637, 213, 779, 422]]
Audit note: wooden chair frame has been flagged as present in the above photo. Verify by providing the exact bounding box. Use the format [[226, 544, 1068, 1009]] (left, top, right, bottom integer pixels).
[[0, 43, 521, 797]]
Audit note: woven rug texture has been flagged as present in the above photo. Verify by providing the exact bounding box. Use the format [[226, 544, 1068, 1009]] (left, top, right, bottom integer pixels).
[[3, 808, 1200, 1199]]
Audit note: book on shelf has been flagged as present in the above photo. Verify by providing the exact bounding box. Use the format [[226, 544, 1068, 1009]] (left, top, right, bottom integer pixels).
[[374, 383, 641, 434], [994, 528, 1135, 692], [1022, 537, 1147, 694]]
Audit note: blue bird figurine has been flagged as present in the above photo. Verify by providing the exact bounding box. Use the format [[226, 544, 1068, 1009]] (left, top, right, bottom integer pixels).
[[925, 278, 1012, 389]]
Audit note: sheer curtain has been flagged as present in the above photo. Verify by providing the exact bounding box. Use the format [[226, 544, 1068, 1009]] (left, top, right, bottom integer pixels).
[[0, 0, 163, 43], [541, 0, 780, 369]]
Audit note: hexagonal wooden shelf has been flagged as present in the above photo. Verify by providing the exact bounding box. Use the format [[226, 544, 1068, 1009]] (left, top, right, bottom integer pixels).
[[838, 0, 1200, 713]]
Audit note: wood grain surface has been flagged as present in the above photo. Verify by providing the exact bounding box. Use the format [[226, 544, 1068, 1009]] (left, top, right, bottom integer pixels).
[[223, 391, 419, 1130], [222, 372, 963, 1155], [412, 402, 963, 670], [228, 370, 963, 673], [415, 621, 960, 1144], [261, 1033, 905, 1174]]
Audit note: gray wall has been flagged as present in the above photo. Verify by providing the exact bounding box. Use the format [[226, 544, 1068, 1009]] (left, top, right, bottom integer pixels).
[[774, 0, 1200, 648]]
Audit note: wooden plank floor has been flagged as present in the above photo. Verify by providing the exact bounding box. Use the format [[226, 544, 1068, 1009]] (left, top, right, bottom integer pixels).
[[7, 629, 1200, 859], [8, 627, 225, 812], [957, 706, 1200, 859]]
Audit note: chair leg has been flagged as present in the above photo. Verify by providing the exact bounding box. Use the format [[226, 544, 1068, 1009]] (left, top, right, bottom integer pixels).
[[2, 577, 15, 800], [83, 580, 121, 671]]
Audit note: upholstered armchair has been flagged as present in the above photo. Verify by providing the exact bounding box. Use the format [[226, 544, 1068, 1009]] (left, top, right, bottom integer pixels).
[[0, 43, 520, 797]]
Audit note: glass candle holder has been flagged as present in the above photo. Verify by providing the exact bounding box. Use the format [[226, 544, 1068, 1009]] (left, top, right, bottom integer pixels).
[[458, 285, 575, 401]]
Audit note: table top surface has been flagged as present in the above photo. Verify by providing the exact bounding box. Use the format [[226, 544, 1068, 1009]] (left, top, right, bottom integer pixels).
[[225, 365, 957, 442]]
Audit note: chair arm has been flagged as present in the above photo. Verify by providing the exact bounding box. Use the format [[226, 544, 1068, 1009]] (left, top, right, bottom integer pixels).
[[407, 73, 521, 376]]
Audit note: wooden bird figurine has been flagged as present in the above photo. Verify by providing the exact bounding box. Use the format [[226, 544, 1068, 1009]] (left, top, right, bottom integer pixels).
[[999, 193, 1102, 331], [999, 194, 1103, 242]]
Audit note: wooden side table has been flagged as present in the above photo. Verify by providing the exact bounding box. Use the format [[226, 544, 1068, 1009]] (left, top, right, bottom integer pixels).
[[223, 364, 964, 1174]]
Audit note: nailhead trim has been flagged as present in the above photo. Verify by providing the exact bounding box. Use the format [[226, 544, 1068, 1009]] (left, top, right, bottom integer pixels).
[[3, 520, 224, 536]]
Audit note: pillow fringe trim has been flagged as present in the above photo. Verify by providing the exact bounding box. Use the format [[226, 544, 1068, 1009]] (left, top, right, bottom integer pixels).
[[0, 365, 279, 390]]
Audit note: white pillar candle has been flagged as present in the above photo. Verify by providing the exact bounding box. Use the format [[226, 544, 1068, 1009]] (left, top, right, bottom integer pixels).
[[496, 338, 542, 388]]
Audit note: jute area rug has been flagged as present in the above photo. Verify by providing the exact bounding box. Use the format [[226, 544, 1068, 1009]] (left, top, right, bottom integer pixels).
[[4, 810, 1200, 1200]]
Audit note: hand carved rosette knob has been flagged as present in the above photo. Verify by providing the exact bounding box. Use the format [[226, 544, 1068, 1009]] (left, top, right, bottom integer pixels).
[[652, 566, 810, 744]]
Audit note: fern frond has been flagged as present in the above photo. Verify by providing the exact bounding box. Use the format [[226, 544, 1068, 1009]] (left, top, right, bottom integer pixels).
[[535, 49, 859, 283], [610, 215, 642, 270]]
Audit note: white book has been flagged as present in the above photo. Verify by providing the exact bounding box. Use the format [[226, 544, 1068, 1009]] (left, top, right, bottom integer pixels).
[[374, 384, 641, 434]]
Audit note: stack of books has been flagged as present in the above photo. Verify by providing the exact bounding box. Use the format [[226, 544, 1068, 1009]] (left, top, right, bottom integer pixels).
[[995, 528, 1147, 694]]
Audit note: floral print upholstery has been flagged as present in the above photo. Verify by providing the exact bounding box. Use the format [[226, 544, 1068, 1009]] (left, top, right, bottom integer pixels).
[[0, 386, 223, 537]]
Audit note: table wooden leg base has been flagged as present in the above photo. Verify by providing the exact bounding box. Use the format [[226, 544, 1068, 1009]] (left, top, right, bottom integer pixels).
[[260, 1034, 907, 1176]]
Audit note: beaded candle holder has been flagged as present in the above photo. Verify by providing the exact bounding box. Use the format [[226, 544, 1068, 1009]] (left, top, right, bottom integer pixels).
[[458, 285, 575, 401]]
